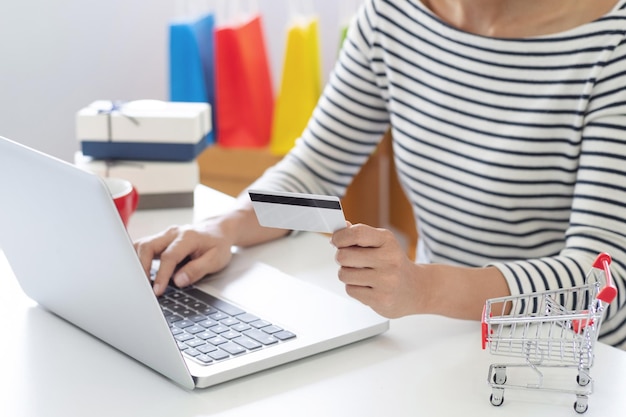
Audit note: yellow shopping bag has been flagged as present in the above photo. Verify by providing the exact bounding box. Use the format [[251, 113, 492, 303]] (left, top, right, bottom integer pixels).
[[269, 16, 322, 155]]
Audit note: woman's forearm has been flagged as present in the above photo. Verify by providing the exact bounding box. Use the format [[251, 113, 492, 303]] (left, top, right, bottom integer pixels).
[[417, 264, 510, 320]]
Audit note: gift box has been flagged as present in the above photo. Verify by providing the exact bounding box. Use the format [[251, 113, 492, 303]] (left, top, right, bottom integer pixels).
[[74, 152, 199, 209], [76, 100, 212, 161]]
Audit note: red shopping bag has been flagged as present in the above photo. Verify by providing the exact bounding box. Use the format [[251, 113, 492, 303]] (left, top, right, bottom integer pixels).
[[214, 14, 274, 148]]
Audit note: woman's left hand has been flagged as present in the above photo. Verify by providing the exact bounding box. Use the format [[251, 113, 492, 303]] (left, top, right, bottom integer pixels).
[[331, 222, 423, 318]]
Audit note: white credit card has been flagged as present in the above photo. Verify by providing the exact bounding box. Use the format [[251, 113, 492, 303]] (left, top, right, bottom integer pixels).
[[248, 189, 346, 233]]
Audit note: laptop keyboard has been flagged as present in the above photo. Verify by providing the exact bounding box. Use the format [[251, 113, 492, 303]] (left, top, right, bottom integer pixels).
[[158, 285, 296, 366]]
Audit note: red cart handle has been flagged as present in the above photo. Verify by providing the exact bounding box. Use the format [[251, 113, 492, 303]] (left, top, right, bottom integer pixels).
[[481, 305, 488, 350], [592, 252, 617, 304]]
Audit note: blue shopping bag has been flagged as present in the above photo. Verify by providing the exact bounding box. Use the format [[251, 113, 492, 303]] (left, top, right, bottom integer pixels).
[[169, 12, 217, 138]]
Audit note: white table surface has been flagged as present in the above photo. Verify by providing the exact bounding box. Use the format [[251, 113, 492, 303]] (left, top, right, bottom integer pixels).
[[1, 185, 625, 417]]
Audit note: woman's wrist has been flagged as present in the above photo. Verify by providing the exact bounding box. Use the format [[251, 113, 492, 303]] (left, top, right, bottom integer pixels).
[[414, 264, 509, 320], [211, 201, 289, 248]]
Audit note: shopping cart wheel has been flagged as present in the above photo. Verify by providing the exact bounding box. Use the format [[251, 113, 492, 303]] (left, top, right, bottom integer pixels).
[[493, 366, 507, 385], [574, 395, 588, 414], [576, 372, 590, 387], [490, 389, 504, 407]]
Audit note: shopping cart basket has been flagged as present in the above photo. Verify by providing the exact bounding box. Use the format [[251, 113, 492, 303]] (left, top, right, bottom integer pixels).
[[481, 252, 617, 414]]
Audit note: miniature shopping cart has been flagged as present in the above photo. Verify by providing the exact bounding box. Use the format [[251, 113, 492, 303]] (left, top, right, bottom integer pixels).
[[481, 252, 617, 414]]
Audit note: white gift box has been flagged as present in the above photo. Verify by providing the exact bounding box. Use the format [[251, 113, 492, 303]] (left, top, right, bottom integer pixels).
[[76, 100, 212, 161], [74, 152, 199, 209]]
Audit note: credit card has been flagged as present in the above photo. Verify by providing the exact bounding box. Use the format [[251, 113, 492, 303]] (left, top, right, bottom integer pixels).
[[248, 189, 346, 233]]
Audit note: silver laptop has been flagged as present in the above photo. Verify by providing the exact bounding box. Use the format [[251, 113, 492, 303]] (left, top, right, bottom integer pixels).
[[0, 136, 389, 389]]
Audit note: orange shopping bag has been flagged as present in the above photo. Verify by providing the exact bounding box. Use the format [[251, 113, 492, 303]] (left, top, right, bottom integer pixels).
[[214, 13, 274, 148], [269, 16, 322, 155]]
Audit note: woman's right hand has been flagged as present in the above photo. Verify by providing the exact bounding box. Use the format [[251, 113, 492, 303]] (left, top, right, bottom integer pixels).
[[133, 217, 236, 296]]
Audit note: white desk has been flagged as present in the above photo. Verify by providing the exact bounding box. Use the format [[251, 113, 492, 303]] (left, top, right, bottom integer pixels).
[[2, 186, 625, 417]]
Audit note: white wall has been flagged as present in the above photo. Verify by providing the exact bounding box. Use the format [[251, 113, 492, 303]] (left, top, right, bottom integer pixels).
[[0, 0, 359, 162]]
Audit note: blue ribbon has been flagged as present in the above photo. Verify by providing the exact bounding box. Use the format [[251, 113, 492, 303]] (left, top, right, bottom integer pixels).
[[97, 100, 139, 143]]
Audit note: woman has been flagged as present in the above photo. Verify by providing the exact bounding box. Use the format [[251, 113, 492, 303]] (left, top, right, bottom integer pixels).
[[135, 0, 626, 348]]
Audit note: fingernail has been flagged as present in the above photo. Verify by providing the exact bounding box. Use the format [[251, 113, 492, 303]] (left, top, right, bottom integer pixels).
[[175, 272, 190, 288], [153, 283, 161, 296]]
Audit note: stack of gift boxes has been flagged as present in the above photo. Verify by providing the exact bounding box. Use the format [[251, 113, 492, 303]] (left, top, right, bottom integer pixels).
[[74, 100, 212, 210]]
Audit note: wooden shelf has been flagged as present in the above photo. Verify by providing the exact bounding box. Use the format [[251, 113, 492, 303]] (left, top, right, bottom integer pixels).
[[196, 145, 282, 197]]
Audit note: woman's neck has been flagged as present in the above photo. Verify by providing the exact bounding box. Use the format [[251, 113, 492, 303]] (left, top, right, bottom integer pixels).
[[421, 0, 619, 38]]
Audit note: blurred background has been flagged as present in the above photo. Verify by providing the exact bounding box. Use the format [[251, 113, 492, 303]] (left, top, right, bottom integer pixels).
[[0, 0, 358, 162]]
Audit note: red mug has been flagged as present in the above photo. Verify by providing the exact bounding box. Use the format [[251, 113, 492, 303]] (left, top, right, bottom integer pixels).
[[103, 177, 139, 227]]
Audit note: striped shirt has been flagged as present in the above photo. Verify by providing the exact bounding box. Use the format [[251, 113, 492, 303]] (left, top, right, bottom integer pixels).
[[250, 0, 626, 349]]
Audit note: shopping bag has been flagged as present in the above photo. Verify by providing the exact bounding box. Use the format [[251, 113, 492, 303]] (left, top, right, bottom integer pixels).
[[338, 0, 361, 50], [168, 13, 215, 106], [168, 11, 217, 144], [214, 13, 274, 148], [269, 16, 322, 155]]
